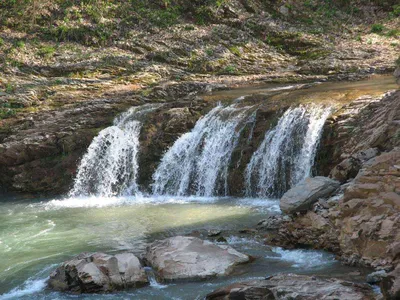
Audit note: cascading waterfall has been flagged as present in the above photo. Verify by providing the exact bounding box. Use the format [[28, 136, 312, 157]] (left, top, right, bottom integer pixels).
[[245, 104, 332, 198], [152, 104, 254, 197], [69, 104, 160, 197]]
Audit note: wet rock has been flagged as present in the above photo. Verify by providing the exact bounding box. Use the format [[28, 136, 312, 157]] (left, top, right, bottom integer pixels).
[[206, 274, 376, 300], [216, 236, 228, 243], [208, 229, 222, 237], [330, 148, 379, 183], [381, 264, 400, 300], [330, 157, 362, 183], [280, 176, 340, 214], [256, 215, 292, 230], [48, 252, 148, 293], [316, 91, 400, 176], [144, 236, 250, 281], [264, 209, 340, 253], [366, 270, 387, 284]]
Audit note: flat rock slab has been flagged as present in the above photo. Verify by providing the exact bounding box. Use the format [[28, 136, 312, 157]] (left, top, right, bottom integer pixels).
[[206, 274, 376, 300], [48, 252, 148, 293], [280, 176, 340, 214], [144, 236, 250, 281]]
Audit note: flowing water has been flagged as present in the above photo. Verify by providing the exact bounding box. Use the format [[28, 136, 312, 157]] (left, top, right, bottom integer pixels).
[[152, 104, 255, 197], [245, 104, 332, 197], [1, 75, 396, 299], [0, 196, 369, 300], [70, 104, 160, 197]]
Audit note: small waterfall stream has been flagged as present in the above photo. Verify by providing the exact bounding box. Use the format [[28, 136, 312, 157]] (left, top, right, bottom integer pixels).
[[245, 104, 332, 198], [69, 104, 160, 197], [152, 104, 254, 197], [69, 101, 331, 199]]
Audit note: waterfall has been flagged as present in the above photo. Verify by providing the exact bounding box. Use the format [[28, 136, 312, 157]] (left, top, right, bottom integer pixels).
[[245, 104, 332, 198], [69, 104, 159, 197], [152, 104, 253, 197]]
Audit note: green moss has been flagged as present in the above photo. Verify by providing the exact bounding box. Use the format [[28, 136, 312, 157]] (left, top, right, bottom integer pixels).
[[229, 46, 241, 57]]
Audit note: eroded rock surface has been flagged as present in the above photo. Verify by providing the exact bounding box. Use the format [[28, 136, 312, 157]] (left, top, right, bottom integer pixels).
[[48, 252, 148, 293], [144, 236, 250, 281], [206, 274, 376, 300], [338, 148, 400, 268], [279, 176, 340, 214]]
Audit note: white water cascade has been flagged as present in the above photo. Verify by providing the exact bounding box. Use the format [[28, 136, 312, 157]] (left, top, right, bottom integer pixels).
[[69, 104, 160, 197], [152, 104, 254, 197], [245, 104, 332, 198]]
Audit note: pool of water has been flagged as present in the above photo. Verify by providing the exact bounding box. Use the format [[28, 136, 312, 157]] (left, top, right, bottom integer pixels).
[[0, 196, 371, 299]]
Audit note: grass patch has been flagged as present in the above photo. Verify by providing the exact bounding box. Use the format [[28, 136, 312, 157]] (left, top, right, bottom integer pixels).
[[38, 45, 56, 58], [371, 24, 385, 34], [387, 29, 400, 38], [229, 46, 241, 57]]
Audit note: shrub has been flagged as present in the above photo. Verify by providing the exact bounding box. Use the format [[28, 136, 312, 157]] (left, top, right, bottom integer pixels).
[[371, 24, 385, 34], [15, 40, 25, 48], [392, 4, 400, 16]]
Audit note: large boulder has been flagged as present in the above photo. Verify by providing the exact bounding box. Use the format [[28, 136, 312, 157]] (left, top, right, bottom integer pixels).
[[280, 176, 340, 214], [206, 274, 376, 300], [144, 236, 250, 281], [48, 252, 148, 293]]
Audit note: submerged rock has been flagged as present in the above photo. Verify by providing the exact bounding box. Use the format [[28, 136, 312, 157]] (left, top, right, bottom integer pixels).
[[144, 236, 250, 281], [206, 274, 376, 300], [280, 176, 340, 214], [48, 252, 148, 293]]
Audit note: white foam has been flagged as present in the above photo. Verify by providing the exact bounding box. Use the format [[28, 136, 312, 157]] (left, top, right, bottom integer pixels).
[[235, 198, 281, 212], [267, 247, 336, 268], [224, 236, 262, 245], [0, 278, 46, 299], [43, 195, 229, 209]]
